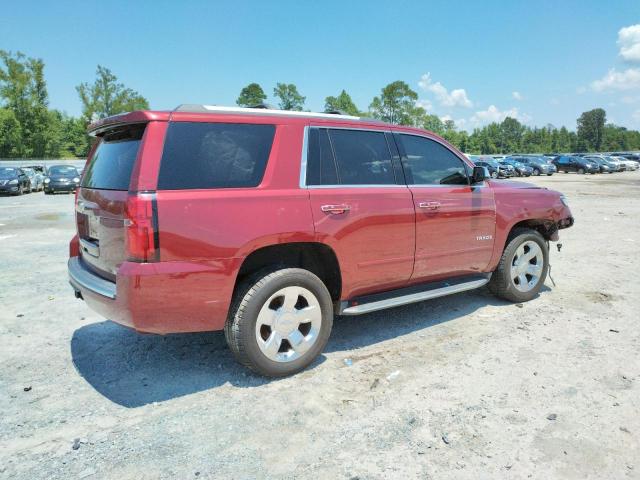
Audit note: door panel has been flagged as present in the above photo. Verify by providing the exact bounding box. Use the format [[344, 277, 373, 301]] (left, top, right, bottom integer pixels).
[[410, 185, 496, 281], [308, 187, 415, 298]]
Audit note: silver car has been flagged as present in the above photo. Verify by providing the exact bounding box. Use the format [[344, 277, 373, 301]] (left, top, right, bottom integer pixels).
[[21, 167, 44, 192]]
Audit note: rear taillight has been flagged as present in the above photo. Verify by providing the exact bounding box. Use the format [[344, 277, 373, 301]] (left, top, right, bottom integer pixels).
[[125, 192, 159, 262]]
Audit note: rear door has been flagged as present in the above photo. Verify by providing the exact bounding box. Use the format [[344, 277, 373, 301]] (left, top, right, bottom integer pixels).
[[305, 127, 415, 298], [76, 124, 146, 280], [395, 133, 496, 281]]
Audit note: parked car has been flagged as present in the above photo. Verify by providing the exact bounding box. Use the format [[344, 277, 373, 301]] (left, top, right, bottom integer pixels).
[[611, 155, 639, 171], [44, 165, 80, 194], [515, 156, 556, 176], [501, 158, 532, 177], [605, 156, 627, 171], [552, 155, 599, 174], [497, 161, 517, 177], [21, 167, 45, 191], [583, 156, 616, 173], [468, 156, 503, 178], [0, 167, 31, 195], [68, 105, 574, 377]]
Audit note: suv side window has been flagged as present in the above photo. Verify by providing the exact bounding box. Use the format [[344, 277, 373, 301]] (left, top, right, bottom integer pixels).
[[399, 134, 469, 185], [328, 129, 395, 185], [158, 122, 275, 190], [306, 128, 338, 186]]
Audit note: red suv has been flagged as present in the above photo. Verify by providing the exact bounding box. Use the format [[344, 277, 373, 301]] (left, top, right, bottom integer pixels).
[[68, 105, 574, 376]]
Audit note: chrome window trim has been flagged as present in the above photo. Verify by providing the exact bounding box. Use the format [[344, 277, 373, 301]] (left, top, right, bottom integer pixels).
[[306, 184, 409, 189], [299, 126, 309, 188], [300, 125, 396, 189]]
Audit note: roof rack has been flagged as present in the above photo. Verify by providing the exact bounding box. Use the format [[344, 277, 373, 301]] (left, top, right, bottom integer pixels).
[[173, 104, 365, 121]]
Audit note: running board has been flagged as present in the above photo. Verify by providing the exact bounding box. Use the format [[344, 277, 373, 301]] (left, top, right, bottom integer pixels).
[[338, 274, 492, 315]]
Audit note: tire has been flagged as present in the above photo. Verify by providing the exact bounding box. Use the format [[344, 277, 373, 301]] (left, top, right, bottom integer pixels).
[[15, 185, 24, 196], [533, 168, 540, 176], [491, 171, 498, 179], [225, 268, 333, 377], [488, 228, 548, 303], [578, 168, 585, 174], [547, 173, 553, 176]]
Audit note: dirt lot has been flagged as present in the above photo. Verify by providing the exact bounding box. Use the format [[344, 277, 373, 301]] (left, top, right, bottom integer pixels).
[[1, 173, 639, 479]]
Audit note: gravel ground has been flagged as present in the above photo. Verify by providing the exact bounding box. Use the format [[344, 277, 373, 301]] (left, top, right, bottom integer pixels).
[[1, 173, 639, 479]]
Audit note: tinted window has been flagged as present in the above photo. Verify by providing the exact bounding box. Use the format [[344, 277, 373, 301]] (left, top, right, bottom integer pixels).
[[159, 122, 275, 190], [49, 165, 79, 176], [328, 129, 395, 185], [0, 167, 18, 178], [400, 135, 468, 185], [306, 128, 338, 186], [81, 125, 144, 190]]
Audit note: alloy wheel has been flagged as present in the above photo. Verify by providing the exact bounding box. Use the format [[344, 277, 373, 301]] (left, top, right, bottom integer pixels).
[[510, 241, 544, 292], [255, 286, 322, 363]]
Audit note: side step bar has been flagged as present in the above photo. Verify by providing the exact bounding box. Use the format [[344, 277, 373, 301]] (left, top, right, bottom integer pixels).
[[338, 274, 491, 315]]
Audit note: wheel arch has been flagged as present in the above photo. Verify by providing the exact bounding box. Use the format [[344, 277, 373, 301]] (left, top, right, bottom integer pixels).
[[234, 242, 342, 301]]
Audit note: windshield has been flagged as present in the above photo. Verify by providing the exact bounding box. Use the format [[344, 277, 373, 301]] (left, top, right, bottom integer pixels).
[[48, 166, 78, 176], [0, 167, 19, 178]]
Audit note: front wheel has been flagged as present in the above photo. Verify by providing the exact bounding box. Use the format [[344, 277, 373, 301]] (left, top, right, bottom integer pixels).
[[578, 168, 585, 174], [490, 171, 498, 179], [533, 168, 540, 176], [488, 229, 548, 303], [225, 268, 333, 377]]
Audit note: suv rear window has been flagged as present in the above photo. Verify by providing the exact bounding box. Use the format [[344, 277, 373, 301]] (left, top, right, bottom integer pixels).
[[158, 122, 275, 190], [81, 124, 145, 190]]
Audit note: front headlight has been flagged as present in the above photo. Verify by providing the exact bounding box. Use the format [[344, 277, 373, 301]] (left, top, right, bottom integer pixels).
[[73, 177, 80, 183], [44, 178, 50, 183], [560, 195, 569, 207], [8, 179, 18, 185]]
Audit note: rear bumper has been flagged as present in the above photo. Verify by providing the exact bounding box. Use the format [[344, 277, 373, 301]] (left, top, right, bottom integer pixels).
[[68, 255, 240, 334]]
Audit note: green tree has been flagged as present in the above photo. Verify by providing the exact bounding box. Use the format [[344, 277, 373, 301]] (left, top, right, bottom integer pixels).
[[0, 50, 51, 157], [576, 108, 606, 151], [0, 108, 21, 157], [236, 83, 267, 107], [76, 66, 149, 123], [273, 83, 305, 111], [324, 90, 361, 116], [499, 117, 524, 153], [369, 81, 418, 125]]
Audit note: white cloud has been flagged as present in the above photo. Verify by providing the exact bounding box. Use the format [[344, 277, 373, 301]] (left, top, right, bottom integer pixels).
[[618, 24, 640, 63], [470, 105, 531, 125], [512, 91, 523, 100], [590, 68, 640, 91], [415, 99, 433, 111], [418, 73, 473, 108]]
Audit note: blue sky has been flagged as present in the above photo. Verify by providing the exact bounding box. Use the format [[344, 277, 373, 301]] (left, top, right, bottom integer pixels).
[[2, 0, 639, 131]]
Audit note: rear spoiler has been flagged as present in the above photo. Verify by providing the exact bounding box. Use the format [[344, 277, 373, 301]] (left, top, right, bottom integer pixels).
[[88, 111, 171, 136]]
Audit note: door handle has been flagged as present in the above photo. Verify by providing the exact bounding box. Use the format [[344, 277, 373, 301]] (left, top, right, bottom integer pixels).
[[418, 201, 441, 210], [321, 204, 351, 215]]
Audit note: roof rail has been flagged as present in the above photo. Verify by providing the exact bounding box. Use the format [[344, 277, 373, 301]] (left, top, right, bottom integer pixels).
[[173, 104, 365, 121]]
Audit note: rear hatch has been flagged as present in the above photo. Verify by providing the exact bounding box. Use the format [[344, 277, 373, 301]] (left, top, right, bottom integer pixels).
[[76, 124, 146, 281]]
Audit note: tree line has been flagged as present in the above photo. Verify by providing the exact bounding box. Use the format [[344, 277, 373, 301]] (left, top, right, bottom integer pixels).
[[1, 50, 639, 159]]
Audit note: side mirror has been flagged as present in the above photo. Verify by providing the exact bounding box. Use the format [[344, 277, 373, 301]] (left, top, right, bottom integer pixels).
[[471, 166, 489, 184]]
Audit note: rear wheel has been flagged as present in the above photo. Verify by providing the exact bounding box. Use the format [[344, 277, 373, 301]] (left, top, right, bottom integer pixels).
[[489, 229, 548, 303], [225, 268, 333, 377], [490, 171, 498, 179]]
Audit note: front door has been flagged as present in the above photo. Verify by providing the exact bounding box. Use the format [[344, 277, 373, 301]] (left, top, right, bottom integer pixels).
[[395, 133, 496, 281], [304, 127, 415, 298]]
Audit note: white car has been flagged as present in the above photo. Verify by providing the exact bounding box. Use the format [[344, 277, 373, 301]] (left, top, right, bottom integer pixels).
[[612, 156, 639, 171]]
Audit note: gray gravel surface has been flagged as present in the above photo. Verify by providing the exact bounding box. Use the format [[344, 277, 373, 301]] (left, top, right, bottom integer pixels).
[[1, 173, 639, 479]]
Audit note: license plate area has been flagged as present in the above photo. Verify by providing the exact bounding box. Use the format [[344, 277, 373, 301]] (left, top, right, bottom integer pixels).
[[88, 215, 100, 239]]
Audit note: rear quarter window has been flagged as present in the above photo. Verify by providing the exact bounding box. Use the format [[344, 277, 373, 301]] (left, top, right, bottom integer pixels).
[[81, 125, 145, 190], [158, 122, 276, 190]]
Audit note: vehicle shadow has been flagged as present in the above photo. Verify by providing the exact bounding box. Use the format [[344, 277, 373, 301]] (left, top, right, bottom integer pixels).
[[71, 287, 546, 408]]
